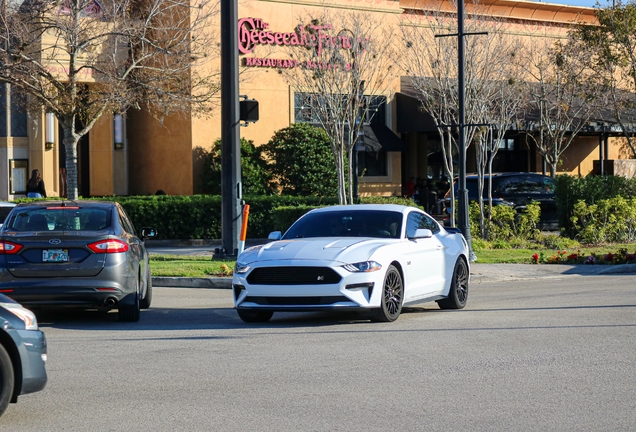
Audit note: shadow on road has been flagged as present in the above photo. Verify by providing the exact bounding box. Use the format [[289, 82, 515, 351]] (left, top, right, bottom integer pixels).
[[34, 306, 408, 331]]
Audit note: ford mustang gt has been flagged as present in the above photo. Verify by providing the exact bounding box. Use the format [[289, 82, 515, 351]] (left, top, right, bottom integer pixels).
[[232, 204, 470, 323]]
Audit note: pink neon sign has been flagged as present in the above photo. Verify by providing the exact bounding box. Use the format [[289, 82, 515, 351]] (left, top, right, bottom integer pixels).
[[238, 17, 363, 57]]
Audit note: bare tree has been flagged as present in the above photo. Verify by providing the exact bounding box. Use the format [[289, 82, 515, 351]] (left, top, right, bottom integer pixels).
[[278, 8, 396, 204], [0, 0, 220, 199], [398, 0, 522, 229], [521, 38, 599, 177]]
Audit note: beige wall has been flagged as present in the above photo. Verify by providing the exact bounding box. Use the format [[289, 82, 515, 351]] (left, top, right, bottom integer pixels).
[[128, 108, 193, 196]]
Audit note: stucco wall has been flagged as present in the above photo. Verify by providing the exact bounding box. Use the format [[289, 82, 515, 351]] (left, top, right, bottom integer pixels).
[[128, 109, 193, 196]]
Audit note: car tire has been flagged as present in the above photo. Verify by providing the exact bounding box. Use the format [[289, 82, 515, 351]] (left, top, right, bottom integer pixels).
[[119, 280, 141, 322], [0, 343, 15, 417], [371, 265, 403, 322], [237, 309, 274, 323], [140, 267, 152, 310], [437, 257, 469, 310]]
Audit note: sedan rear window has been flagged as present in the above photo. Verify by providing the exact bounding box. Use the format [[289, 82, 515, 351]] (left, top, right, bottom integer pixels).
[[5, 208, 112, 232], [283, 210, 403, 239]]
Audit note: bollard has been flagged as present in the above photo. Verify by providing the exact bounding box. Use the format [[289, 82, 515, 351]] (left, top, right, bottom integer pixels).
[[237, 204, 250, 256]]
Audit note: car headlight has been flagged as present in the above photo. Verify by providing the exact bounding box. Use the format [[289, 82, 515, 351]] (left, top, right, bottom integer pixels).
[[1, 302, 38, 330], [234, 262, 251, 274], [342, 261, 382, 273]]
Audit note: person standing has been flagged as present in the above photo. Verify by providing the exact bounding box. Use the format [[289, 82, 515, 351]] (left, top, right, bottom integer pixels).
[[26, 169, 47, 198]]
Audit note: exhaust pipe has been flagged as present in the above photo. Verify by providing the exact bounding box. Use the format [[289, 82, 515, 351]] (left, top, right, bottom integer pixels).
[[104, 297, 117, 307]]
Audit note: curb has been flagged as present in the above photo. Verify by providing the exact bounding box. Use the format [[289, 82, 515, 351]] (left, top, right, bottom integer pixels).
[[152, 264, 636, 288], [152, 277, 232, 289]]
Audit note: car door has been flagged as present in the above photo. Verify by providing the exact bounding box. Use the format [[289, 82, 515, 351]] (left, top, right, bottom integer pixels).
[[401, 211, 446, 302], [117, 205, 146, 279]]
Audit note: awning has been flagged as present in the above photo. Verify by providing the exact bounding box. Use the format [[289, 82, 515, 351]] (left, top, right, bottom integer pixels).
[[362, 123, 408, 152]]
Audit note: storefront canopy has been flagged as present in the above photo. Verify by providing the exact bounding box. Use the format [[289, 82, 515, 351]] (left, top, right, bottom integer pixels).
[[362, 123, 408, 152]]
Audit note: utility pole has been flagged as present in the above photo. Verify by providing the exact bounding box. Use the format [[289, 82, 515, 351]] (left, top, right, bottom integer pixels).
[[218, 0, 242, 258], [456, 0, 475, 261], [436, 0, 482, 261]]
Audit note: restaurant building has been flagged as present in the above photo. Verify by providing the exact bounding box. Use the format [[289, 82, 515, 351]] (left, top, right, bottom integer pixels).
[[1, 0, 630, 200]]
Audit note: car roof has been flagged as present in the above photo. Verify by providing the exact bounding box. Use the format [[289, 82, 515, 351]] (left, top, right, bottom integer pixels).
[[14, 200, 117, 209], [464, 172, 553, 180], [309, 204, 416, 214]]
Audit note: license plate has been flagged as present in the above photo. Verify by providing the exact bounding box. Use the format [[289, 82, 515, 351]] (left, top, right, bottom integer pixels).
[[42, 249, 68, 262]]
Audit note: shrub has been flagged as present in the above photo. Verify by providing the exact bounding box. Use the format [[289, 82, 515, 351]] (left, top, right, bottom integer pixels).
[[570, 196, 636, 244], [469, 201, 540, 242], [200, 137, 274, 195], [260, 123, 338, 196], [554, 174, 636, 236], [535, 233, 581, 250]]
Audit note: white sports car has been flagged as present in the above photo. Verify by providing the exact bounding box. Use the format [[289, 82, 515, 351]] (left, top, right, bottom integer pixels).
[[232, 204, 470, 323]]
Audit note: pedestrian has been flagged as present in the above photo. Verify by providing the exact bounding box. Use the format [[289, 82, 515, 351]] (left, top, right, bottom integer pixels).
[[26, 169, 47, 198], [404, 177, 415, 199]]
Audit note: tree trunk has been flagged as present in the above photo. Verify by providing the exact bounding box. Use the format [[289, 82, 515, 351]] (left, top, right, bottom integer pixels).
[[62, 126, 80, 200]]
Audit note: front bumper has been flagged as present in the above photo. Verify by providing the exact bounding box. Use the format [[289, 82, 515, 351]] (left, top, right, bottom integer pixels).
[[233, 260, 385, 311]]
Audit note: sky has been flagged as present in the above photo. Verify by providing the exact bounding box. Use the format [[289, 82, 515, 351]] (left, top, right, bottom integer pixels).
[[540, 0, 605, 7]]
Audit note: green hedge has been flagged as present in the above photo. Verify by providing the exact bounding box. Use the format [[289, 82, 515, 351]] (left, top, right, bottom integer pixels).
[[16, 195, 420, 239], [554, 174, 636, 236]]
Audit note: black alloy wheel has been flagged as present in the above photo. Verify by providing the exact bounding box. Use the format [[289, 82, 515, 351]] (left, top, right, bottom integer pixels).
[[372, 265, 403, 322], [237, 309, 274, 323], [437, 257, 469, 310]]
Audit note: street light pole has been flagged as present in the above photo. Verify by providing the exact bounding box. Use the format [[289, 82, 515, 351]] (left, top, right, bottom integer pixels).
[[456, 0, 475, 261], [218, 0, 241, 258]]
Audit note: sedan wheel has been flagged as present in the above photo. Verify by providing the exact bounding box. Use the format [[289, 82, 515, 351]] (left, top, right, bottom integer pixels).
[[119, 279, 141, 322], [237, 309, 274, 323], [0, 344, 15, 417], [372, 265, 403, 322], [140, 267, 152, 310], [437, 257, 469, 310]]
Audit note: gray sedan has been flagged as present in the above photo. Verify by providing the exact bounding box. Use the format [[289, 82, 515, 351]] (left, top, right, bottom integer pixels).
[[0, 201, 156, 322], [0, 293, 47, 416]]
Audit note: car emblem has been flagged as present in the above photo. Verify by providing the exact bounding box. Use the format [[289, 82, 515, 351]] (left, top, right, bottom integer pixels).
[[317, 276, 324, 281], [49, 239, 62, 245]]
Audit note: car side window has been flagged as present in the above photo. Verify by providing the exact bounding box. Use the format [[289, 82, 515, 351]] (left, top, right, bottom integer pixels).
[[117, 206, 136, 236], [406, 212, 440, 238]]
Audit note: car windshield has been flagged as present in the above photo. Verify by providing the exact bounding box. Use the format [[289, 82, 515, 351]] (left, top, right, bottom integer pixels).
[[495, 176, 555, 195], [4, 207, 112, 232], [283, 210, 403, 239], [452, 176, 555, 198]]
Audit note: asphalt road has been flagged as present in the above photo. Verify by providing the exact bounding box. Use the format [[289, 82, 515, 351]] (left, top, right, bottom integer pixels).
[[3, 275, 636, 431]]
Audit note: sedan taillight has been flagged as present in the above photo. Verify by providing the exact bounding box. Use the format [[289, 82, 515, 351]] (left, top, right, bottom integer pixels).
[[0, 241, 23, 254], [87, 239, 129, 253]]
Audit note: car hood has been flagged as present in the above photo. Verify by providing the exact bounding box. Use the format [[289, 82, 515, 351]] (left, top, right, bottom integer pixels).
[[239, 238, 396, 264]]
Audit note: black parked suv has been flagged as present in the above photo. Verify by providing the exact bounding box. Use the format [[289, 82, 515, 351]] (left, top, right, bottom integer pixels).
[[442, 173, 558, 230]]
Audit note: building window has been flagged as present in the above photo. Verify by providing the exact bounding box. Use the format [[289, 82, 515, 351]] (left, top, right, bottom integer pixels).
[[0, 84, 6, 137], [294, 92, 390, 177], [11, 93, 27, 137], [358, 151, 387, 177], [10, 159, 28, 194]]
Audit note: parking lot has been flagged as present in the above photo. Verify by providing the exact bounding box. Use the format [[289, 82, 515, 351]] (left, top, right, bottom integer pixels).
[[3, 274, 636, 431]]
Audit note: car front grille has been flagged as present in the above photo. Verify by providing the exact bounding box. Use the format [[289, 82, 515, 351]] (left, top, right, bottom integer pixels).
[[246, 267, 342, 285], [244, 296, 350, 306]]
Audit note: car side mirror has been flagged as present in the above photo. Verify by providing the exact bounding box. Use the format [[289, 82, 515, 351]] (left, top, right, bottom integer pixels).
[[140, 227, 157, 239], [268, 231, 282, 241], [411, 228, 433, 239]]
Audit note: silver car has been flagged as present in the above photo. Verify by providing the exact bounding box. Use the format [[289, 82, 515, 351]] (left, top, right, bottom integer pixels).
[[0, 201, 156, 322], [0, 293, 47, 416]]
